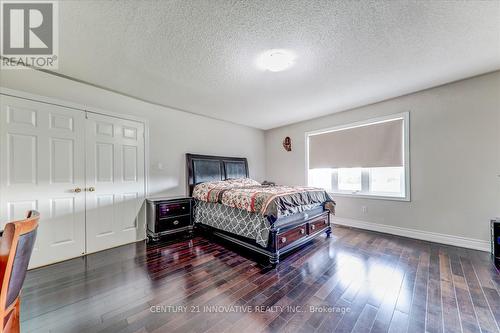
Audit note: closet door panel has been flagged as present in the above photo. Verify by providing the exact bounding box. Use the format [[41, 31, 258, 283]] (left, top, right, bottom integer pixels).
[[85, 113, 145, 253], [0, 95, 86, 268]]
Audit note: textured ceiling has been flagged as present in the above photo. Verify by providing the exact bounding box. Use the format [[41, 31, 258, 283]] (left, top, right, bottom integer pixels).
[[55, 0, 500, 129]]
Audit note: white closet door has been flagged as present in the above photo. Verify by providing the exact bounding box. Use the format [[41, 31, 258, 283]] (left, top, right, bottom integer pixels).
[[85, 113, 145, 253], [0, 95, 86, 268]]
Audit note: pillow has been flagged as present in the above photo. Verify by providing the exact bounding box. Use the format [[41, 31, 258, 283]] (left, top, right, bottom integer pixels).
[[224, 178, 261, 186]]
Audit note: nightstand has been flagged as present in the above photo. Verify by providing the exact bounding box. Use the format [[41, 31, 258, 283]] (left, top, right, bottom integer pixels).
[[146, 197, 193, 242], [492, 219, 500, 268]]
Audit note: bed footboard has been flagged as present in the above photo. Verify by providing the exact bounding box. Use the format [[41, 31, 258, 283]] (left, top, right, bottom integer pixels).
[[269, 211, 330, 265], [195, 211, 331, 266]]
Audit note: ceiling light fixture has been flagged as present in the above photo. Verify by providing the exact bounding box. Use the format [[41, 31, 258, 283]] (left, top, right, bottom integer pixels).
[[256, 49, 295, 72]]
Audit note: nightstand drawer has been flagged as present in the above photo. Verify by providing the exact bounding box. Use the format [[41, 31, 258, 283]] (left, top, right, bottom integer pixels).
[[158, 201, 191, 218], [157, 215, 191, 232]]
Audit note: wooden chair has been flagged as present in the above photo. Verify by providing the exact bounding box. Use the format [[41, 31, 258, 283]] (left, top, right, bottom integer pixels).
[[0, 210, 39, 333]]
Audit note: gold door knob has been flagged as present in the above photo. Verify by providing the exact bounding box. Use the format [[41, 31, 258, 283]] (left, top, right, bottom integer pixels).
[[87, 187, 95, 192], [74, 187, 82, 193]]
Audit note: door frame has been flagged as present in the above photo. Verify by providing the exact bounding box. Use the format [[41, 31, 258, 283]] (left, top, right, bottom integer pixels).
[[0, 87, 150, 246]]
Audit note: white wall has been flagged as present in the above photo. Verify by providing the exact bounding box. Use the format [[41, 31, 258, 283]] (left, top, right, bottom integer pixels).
[[2, 68, 499, 249], [0, 69, 266, 198], [265, 71, 500, 245]]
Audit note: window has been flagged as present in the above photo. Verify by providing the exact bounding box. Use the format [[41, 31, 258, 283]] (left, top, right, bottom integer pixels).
[[307, 113, 410, 200], [337, 168, 362, 192], [369, 167, 403, 194]]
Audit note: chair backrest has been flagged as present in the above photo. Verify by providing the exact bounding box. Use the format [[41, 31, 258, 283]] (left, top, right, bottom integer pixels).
[[0, 210, 39, 311]]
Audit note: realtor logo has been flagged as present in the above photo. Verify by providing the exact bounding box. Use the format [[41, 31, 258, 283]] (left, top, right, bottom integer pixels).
[[1, 0, 58, 69]]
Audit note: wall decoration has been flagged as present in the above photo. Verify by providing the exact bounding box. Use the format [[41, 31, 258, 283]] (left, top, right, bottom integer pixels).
[[283, 136, 292, 152]]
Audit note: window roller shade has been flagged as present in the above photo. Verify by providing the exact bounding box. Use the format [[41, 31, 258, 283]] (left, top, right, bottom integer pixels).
[[309, 119, 404, 169]]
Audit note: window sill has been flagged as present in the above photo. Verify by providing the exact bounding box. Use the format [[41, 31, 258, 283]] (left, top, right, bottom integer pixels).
[[329, 192, 411, 202]]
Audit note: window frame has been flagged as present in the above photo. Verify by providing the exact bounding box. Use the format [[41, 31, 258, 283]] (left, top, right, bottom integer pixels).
[[305, 112, 411, 202]]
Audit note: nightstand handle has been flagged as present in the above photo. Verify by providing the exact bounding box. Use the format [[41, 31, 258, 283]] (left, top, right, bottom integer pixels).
[[311, 225, 316, 230], [300, 228, 305, 234], [173, 220, 179, 225], [280, 237, 287, 243]]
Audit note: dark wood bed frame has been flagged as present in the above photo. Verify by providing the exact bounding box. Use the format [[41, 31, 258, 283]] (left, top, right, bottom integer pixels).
[[186, 153, 331, 266]]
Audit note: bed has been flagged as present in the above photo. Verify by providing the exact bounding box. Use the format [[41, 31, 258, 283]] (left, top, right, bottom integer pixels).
[[187, 153, 335, 266]]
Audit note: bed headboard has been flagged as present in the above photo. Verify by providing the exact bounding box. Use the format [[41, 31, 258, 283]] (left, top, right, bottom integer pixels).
[[186, 153, 249, 196]]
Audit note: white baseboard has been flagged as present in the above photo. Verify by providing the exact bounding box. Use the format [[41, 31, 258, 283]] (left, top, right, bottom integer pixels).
[[333, 217, 490, 252]]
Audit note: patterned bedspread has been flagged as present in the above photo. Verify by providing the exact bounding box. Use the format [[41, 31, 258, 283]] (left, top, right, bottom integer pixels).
[[192, 178, 335, 219], [193, 200, 271, 247]]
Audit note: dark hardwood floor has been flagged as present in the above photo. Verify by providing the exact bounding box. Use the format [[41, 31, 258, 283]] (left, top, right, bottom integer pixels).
[[21, 225, 500, 333]]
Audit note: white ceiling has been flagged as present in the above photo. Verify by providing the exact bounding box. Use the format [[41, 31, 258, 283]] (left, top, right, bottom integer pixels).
[[56, 0, 500, 129]]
